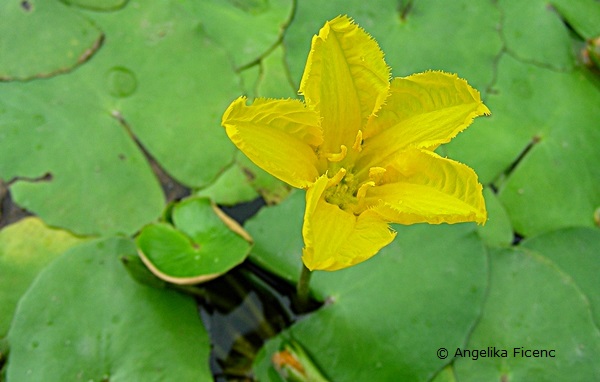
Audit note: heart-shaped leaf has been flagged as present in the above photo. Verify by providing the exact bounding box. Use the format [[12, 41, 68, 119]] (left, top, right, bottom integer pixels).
[[136, 197, 252, 284]]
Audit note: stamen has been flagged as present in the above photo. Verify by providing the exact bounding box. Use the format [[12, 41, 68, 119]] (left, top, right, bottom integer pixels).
[[356, 181, 375, 200], [326, 145, 347, 162], [327, 168, 346, 188], [355, 181, 375, 213]]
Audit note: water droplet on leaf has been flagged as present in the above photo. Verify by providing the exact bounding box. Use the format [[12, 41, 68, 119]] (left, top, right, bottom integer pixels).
[[106, 67, 137, 98]]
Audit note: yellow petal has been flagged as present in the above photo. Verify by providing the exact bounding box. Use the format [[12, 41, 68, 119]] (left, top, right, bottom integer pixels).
[[222, 97, 323, 188], [302, 174, 396, 271], [299, 15, 390, 154], [358, 71, 490, 172], [365, 148, 487, 225]]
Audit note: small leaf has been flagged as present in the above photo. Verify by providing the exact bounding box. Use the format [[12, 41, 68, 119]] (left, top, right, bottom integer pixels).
[[136, 197, 252, 284]]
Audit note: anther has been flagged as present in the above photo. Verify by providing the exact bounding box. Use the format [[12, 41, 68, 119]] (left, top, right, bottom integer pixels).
[[327, 168, 347, 188], [326, 145, 347, 162]]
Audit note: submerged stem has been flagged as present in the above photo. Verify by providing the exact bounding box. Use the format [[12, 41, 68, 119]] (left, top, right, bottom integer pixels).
[[296, 264, 313, 311]]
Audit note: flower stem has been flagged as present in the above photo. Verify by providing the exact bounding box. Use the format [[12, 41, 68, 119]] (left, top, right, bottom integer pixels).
[[296, 264, 312, 311]]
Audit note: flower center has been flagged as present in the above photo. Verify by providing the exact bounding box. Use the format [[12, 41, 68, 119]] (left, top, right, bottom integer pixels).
[[321, 134, 375, 214], [324, 170, 360, 212]]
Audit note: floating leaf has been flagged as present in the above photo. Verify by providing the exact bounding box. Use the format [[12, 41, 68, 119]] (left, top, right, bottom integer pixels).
[[6, 237, 212, 381], [255, 44, 298, 99], [521, 227, 600, 328], [430, 366, 457, 382], [454, 247, 600, 380], [0, 0, 103, 80], [237, 153, 290, 204], [0, 74, 165, 235], [192, 0, 294, 68], [477, 188, 513, 247], [0, 217, 86, 337], [550, 0, 600, 40], [245, 191, 305, 285], [195, 161, 259, 205], [83, 1, 242, 188], [499, 0, 575, 71], [136, 197, 252, 284], [196, 152, 290, 206]]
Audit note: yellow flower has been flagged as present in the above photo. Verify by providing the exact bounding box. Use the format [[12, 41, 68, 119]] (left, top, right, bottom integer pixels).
[[222, 15, 489, 271]]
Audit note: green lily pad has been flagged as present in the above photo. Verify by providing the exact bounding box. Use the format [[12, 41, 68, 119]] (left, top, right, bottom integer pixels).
[[247, 191, 488, 381], [245, 190, 305, 286], [237, 153, 290, 204], [550, 0, 600, 40], [494, 62, 600, 236], [195, 161, 259, 205], [136, 197, 252, 284], [431, 366, 457, 382], [283, 0, 501, 92], [0, 0, 103, 80], [255, 44, 298, 99], [192, 0, 294, 68], [6, 237, 212, 381], [0, 76, 165, 235], [477, 188, 513, 247], [499, 0, 575, 71], [521, 227, 600, 328], [196, 151, 290, 206], [0, 217, 86, 337], [82, 1, 243, 189], [240, 63, 262, 97], [447, 54, 600, 237], [454, 247, 600, 381]]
